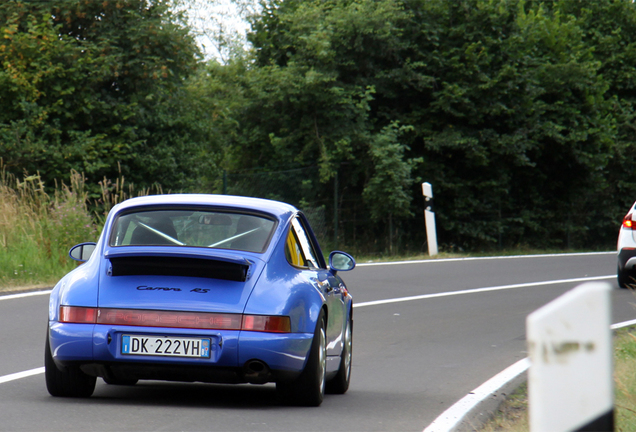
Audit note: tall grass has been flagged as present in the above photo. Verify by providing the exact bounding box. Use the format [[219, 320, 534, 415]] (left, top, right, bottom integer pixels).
[[614, 329, 636, 431], [95, 163, 163, 224], [0, 167, 161, 291], [0, 169, 96, 289]]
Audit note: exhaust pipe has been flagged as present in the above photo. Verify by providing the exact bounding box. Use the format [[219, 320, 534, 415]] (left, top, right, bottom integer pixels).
[[243, 360, 271, 384]]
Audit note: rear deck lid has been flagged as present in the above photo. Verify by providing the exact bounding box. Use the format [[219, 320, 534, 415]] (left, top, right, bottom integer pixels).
[[98, 249, 265, 314]]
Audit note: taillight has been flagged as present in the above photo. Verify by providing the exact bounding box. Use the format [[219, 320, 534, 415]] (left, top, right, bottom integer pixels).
[[97, 309, 243, 330], [623, 214, 635, 229], [60, 306, 98, 323], [242, 315, 291, 333], [59, 306, 290, 332]]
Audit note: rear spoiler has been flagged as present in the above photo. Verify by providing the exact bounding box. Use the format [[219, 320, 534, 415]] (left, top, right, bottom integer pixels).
[[104, 249, 254, 282]]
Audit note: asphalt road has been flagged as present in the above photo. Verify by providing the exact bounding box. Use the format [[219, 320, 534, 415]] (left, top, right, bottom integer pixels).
[[0, 252, 632, 432]]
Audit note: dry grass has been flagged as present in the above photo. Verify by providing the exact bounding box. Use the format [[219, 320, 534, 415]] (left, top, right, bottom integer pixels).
[[95, 162, 163, 223], [0, 165, 160, 291], [0, 168, 97, 290]]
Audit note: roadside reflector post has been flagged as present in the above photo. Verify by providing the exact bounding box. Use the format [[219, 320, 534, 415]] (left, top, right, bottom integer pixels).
[[422, 182, 438, 256], [527, 282, 614, 432]]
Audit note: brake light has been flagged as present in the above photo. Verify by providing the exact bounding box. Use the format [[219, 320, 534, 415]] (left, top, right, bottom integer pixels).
[[623, 214, 635, 229], [59, 306, 290, 332], [242, 315, 291, 333], [60, 306, 98, 323]]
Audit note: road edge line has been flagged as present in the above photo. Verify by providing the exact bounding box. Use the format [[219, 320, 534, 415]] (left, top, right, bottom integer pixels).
[[422, 318, 636, 432], [422, 358, 530, 432]]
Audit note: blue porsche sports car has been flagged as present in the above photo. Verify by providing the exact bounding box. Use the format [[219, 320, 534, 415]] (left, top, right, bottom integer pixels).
[[45, 194, 355, 406]]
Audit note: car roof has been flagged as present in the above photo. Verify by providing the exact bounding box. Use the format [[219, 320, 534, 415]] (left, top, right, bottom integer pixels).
[[113, 194, 298, 221]]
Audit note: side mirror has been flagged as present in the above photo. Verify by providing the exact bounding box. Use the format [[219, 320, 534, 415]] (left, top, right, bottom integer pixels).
[[329, 251, 356, 272], [69, 242, 97, 262]]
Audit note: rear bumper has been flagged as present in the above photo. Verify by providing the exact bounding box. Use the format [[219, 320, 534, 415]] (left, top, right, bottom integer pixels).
[[48, 322, 312, 383], [78, 361, 301, 384]]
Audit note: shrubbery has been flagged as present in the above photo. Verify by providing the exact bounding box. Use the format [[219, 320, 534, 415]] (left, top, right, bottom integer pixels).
[[0, 168, 159, 289], [4, 0, 636, 255], [0, 170, 95, 287]]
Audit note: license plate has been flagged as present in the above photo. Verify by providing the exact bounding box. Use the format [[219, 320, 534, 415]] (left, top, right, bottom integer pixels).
[[121, 335, 211, 358]]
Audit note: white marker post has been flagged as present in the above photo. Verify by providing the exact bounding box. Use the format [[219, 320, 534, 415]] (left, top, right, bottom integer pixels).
[[526, 282, 614, 432], [422, 182, 438, 256]]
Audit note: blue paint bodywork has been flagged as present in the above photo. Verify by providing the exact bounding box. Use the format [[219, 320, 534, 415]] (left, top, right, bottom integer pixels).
[[47, 194, 354, 385]]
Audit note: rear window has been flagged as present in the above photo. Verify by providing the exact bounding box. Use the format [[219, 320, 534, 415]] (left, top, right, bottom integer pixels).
[[109, 209, 276, 253]]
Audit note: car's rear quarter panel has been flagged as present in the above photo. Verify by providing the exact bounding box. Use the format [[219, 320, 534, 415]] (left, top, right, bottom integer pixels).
[[49, 257, 101, 322], [243, 235, 325, 335]]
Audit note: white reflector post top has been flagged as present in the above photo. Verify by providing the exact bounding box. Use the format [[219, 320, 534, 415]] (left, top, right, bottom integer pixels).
[[527, 282, 613, 432]]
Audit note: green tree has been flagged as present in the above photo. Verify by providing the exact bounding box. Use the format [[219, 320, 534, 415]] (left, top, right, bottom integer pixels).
[[553, 0, 636, 241], [399, 0, 615, 248], [0, 0, 214, 194], [203, 0, 421, 251], [208, 0, 617, 251]]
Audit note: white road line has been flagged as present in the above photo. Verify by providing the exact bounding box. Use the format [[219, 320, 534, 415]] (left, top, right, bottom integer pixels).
[[0, 290, 52, 301], [423, 358, 531, 432], [353, 275, 615, 308], [0, 290, 52, 384], [0, 367, 45, 384], [357, 251, 615, 267], [422, 316, 636, 432], [612, 318, 636, 330]]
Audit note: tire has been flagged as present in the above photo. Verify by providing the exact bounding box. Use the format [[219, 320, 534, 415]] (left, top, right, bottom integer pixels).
[[326, 314, 352, 394], [277, 310, 327, 407], [618, 265, 631, 289], [103, 377, 138, 386], [45, 332, 96, 398]]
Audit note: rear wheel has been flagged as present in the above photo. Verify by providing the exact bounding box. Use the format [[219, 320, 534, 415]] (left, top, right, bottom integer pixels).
[[326, 314, 352, 394], [45, 333, 96, 398], [277, 310, 327, 407], [618, 265, 631, 289]]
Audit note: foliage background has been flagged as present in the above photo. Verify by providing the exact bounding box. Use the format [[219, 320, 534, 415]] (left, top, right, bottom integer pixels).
[[3, 0, 636, 258]]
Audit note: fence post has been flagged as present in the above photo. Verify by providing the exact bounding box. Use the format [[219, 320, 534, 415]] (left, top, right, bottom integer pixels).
[[333, 171, 338, 249], [527, 282, 614, 432], [422, 182, 438, 256]]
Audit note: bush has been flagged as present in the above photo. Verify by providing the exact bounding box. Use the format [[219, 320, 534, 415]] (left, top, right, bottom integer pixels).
[[0, 169, 97, 289]]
